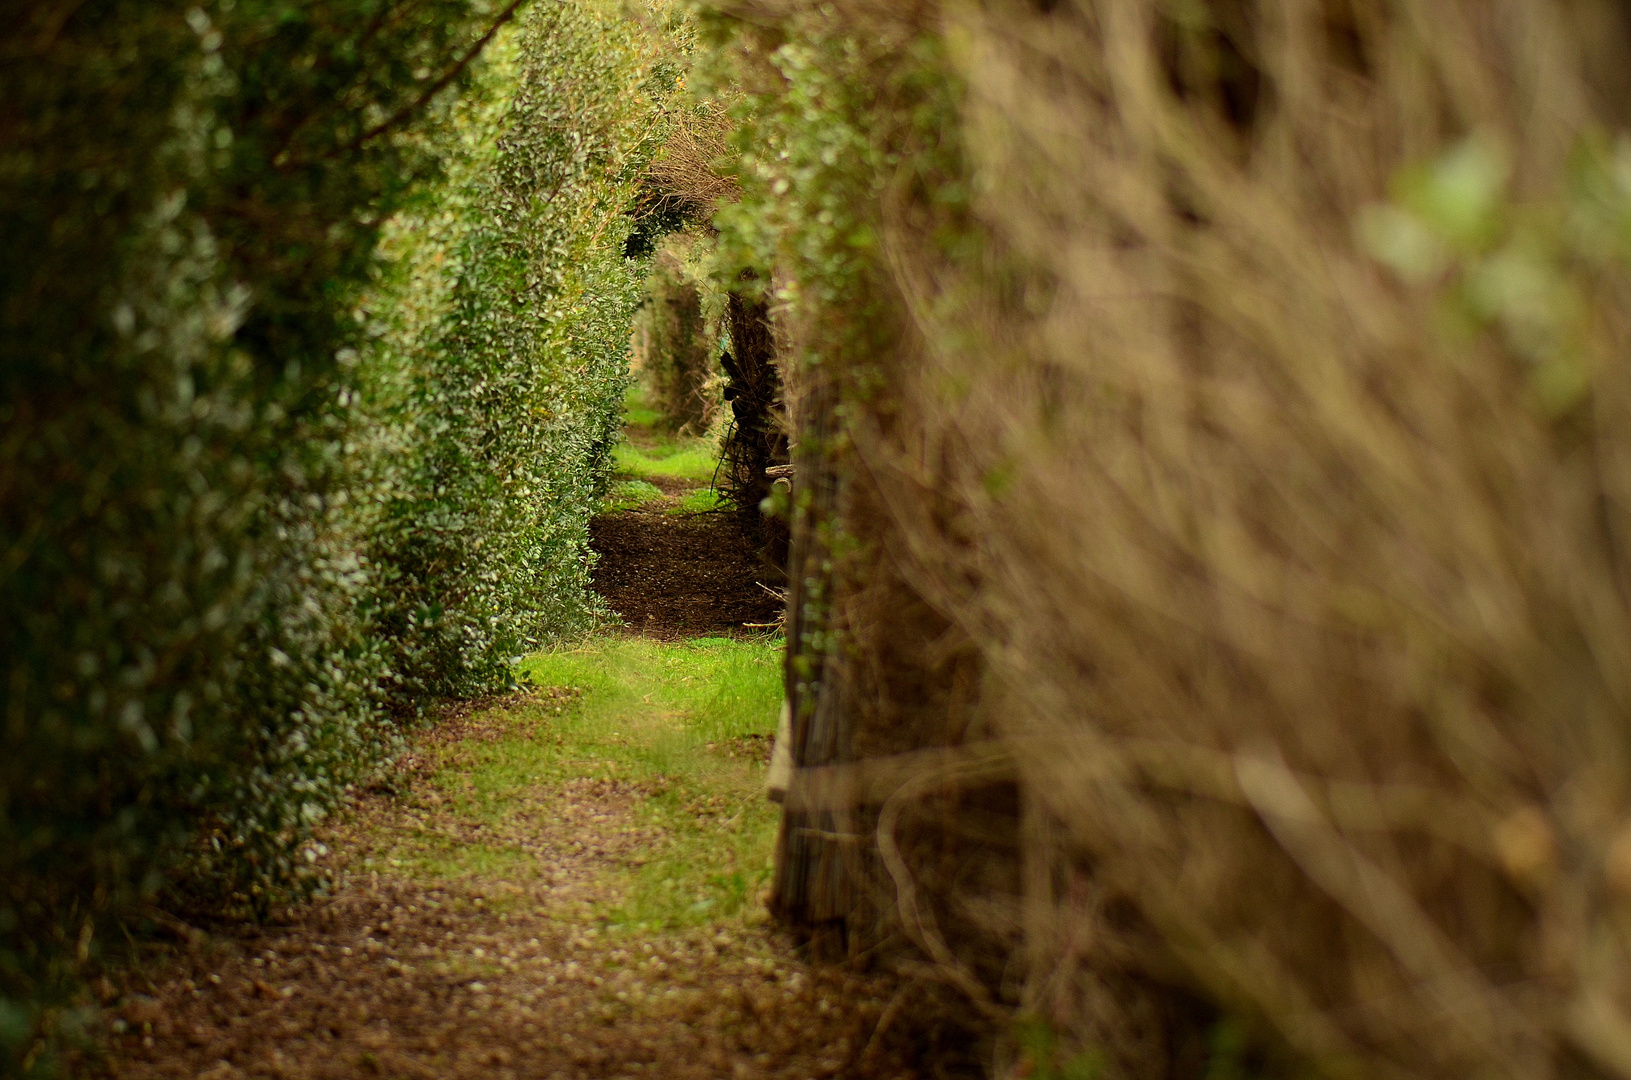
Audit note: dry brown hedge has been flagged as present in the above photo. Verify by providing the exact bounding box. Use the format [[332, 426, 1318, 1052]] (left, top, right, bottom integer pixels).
[[735, 1, 1631, 1077]]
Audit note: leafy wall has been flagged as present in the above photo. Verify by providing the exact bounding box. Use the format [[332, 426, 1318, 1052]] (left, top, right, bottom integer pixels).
[[1, 1, 671, 1069], [633, 238, 723, 435], [364, 3, 671, 707]]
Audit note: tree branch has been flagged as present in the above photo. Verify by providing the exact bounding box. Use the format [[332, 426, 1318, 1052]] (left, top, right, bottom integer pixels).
[[346, 0, 532, 153]]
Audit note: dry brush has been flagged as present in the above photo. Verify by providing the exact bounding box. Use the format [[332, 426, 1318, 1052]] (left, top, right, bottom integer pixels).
[[719, 1, 1631, 1077]]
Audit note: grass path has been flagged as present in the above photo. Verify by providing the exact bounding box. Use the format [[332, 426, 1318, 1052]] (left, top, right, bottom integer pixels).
[[93, 638, 926, 1080]]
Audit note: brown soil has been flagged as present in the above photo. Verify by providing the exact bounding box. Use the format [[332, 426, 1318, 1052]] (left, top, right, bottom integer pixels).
[[590, 504, 782, 640]]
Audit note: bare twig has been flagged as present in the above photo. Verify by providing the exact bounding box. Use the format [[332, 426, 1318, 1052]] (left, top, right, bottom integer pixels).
[[347, 0, 532, 152]]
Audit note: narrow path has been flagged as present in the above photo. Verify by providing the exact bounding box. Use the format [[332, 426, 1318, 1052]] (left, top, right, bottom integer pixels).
[[590, 417, 783, 639], [93, 672, 936, 1080], [87, 420, 966, 1080], [589, 485, 781, 637]]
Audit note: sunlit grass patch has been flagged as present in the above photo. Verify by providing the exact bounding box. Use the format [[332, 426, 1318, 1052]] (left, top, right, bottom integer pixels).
[[355, 637, 786, 929], [514, 636, 783, 929], [623, 382, 664, 430], [384, 842, 533, 883], [612, 439, 720, 484], [617, 381, 721, 482], [616, 801, 781, 928], [599, 479, 666, 512], [669, 487, 727, 515], [514, 635, 782, 768]]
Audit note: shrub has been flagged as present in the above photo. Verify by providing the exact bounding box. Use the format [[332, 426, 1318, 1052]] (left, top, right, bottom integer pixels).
[[0, 0, 667, 1069], [364, 0, 675, 707]]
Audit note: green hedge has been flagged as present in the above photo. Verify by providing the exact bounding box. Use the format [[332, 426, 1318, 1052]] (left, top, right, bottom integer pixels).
[[364, 1, 672, 705], [0, 1, 673, 1070]]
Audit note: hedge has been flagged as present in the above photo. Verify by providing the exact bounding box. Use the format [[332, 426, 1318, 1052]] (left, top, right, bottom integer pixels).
[[0, 1, 675, 1070], [363, 1, 674, 707]]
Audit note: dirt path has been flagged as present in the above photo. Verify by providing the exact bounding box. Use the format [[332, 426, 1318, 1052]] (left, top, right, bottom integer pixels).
[[91, 691, 940, 1080], [83, 413, 977, 1080], [590, 407, 784, 639], [589, 477, 782, 639]]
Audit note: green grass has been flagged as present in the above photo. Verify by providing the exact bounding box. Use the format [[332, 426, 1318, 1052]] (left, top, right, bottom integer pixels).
[[523, 637, 785, 930], [612, 440, 720, 484], [374, 636, 786, 933], [617, 374, 721, 484], [518, 635, 782, 770], [622, 382, 664, 430], [599, 479, 666, 512], [594, 479, 726, 515], [670, 487, 727, 515]]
